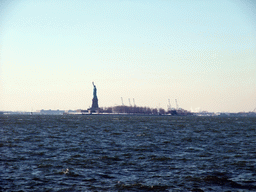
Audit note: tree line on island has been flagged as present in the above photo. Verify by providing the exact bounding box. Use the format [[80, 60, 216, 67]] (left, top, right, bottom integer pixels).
[[98, 105, 193, 116]]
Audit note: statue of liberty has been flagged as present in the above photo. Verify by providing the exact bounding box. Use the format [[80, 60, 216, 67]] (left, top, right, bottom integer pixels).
[[92, 82, 97, 99], [91, 82, 99, 110]]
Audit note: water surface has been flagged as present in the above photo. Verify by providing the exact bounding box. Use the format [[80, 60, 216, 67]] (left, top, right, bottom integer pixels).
[[1, 115, 256, 191]]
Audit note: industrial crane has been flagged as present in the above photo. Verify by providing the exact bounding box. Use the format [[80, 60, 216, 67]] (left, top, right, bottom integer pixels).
[[128, 98, 132, 106], [168, 99, 172, 111], [175, 99, 179, 110]]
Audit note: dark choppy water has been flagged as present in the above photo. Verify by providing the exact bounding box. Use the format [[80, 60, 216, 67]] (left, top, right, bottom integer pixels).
[[1, 115, 256, 191]]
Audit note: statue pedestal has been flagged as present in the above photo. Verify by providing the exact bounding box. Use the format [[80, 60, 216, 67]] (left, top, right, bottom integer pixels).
[[92, 98, 98, 109], [90, 98, 99, 113]]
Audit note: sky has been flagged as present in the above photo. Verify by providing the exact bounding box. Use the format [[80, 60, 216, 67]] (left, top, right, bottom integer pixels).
[[0, 0, 256, 112]]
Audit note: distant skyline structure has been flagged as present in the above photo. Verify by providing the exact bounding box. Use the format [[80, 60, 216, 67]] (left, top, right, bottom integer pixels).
[[90, 82, 99, 112]]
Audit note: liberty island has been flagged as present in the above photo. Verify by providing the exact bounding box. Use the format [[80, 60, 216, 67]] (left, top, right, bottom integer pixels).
[[2, 82, 255, 116]]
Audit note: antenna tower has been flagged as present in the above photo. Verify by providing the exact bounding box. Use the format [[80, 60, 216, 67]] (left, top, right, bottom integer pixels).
[[121, 97, 124, 106]]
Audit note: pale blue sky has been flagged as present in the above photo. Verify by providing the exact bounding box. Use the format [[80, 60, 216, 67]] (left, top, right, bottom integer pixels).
[[1, 0, 256, 112]]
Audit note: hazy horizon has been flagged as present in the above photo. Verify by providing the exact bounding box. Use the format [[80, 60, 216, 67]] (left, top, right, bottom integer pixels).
[[1, 0, 256, 113]]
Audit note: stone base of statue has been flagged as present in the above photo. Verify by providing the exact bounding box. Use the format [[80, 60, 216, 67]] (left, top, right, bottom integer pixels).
[[91, 98, 99, 109], [89, 98, 99, 113]]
